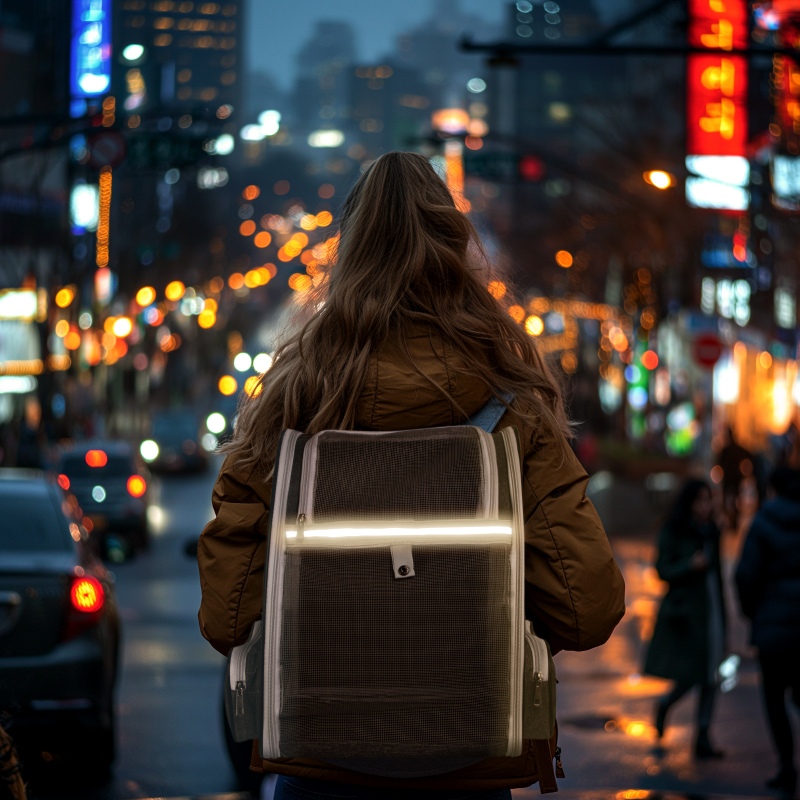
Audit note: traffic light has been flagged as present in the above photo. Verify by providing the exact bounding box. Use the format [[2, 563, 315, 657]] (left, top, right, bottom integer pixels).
[[519, 155, 545, 182]]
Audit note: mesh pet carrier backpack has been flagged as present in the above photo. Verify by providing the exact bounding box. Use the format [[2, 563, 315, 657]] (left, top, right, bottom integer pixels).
[[225, 399, 558, 784]]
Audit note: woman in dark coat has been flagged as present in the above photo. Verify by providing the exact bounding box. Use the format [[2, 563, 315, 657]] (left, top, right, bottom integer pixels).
[[735, 467, 800, 798], [644, 479, 725, 758]]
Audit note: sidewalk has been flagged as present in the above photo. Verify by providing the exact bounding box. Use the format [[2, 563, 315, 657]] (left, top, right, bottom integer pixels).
[[510, 476, 781, 800]]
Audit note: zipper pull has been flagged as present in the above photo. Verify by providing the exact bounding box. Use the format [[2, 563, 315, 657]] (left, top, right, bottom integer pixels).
[[235, 681, 245, 717], [554, 746, 565, 779], [297, 513, 306, 539], [533, 672, 543, 708]]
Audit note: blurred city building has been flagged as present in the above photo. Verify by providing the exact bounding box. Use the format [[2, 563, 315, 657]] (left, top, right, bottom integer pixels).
[[0, 0, 797, 477], [115, 0, 243, 112], [0, 0, 70, 451]]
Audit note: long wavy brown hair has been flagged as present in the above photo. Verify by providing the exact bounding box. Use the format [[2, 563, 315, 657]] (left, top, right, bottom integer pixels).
[[222, 151, 571, 478]]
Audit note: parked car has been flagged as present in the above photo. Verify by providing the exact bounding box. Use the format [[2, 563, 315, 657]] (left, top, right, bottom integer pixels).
[[0, 470, 121, 774], [57, 441, 150, 552], [139, 409, 209, 473]]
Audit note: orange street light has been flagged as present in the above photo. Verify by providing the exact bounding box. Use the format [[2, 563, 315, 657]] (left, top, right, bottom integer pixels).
[[643, 170, 674, 190]]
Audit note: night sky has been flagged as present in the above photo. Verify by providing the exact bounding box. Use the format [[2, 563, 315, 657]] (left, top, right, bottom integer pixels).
[[247, 1, 506, 89], [247, 1, 626, 90]]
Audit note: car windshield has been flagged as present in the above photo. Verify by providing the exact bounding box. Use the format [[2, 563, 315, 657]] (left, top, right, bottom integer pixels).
[[0, 493, 70, 552], [60, 453, 132, 479]]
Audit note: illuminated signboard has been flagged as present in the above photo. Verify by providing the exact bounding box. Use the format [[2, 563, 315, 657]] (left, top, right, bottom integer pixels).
[[774, 55, 800, 146], [686, 0, 748, 157], [754, 1, 800, 34], [71, 0, 112, 99], [686, 1, 749, 210]]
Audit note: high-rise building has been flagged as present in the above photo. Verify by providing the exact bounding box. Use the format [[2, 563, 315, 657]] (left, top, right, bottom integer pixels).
[[507, 0, 614, 159], [348, 63, 431, 157], [394, 0, 498, 109], [115, 0, 244, 116], [292, 20, 357, 137]]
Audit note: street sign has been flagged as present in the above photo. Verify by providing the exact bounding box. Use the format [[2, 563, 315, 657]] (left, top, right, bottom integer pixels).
[[88, 132, 126, 168], [464, 151, 520, 182], [692, 333, 723, 368]]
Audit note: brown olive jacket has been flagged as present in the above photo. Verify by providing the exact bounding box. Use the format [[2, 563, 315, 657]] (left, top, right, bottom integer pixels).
[[198, 325, 626, 790]]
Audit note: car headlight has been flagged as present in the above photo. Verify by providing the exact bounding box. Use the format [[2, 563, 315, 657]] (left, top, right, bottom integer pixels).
[[140, 439, 159, 462]]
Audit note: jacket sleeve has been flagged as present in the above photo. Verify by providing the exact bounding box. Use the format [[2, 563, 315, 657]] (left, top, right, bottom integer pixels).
[[520, 428, 626, 652], [734, 517, 765, 619], [197, 457, 271, 655]]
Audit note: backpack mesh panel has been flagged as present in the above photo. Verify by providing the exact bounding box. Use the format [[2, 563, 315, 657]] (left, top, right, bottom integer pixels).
[[278, 543, 512, 776], [310, 428, 485, 523]]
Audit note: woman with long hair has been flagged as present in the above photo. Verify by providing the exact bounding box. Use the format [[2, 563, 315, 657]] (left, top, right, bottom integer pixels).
[[644, 479, 725, 759], [198, 151, 625, 799]]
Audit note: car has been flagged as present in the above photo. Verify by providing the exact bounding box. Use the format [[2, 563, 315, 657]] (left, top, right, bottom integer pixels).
[[57, 441, 151, 552], [0, 470, 121, 775], [139, 408, 209, 473]]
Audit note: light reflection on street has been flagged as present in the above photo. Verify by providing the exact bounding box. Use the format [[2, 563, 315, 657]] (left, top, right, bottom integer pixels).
[[146, 503, 167, 536]]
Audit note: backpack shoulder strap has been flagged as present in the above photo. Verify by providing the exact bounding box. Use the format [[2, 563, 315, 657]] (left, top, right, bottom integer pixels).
[[466, 392, 514, 433]]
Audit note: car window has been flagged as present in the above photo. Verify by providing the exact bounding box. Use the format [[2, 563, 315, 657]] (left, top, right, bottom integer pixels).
[[0, 493, 71, 552], [60, 454, 133, 478]]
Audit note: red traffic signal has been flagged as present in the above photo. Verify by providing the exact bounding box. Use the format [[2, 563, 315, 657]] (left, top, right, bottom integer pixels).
[[519, 155, 545, 182]]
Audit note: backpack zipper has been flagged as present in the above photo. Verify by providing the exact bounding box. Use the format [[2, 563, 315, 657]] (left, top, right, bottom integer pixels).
[[229, 621, 263, 720], [524, 620, 549, 709]]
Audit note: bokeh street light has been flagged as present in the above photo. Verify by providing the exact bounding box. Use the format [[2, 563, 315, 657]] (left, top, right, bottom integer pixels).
[[643, 170, 675, 189]]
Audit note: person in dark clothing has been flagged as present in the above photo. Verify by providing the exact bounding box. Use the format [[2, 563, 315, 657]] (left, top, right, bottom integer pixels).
[[735, 467, 800, 798], [717, 426, 752, 531], [644, 479, 726, 759]]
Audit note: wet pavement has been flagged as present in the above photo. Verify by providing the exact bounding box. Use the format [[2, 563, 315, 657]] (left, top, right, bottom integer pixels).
[[25, 466, 791, 800]]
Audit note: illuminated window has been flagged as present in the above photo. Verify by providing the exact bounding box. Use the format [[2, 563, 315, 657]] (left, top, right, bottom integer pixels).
[[199, 2, 220, 12], [154, 33, 173, 46], [177, 68, 191, 82], [192, 19, 210, 30], [220, 21, 235, 32], [177, 86, 192, 100], [195, 35, 213, 47], [220, 71, 236, 85], [178, 1, 193, 9], [199, 87, 218, 100], [150, 0, 175, 9], [177, 18, 192, 29], [220, 37, 235, 49], [154, 17, 175, 28]]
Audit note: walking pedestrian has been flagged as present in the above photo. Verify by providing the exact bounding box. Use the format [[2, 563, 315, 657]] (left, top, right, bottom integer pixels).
[[735, 466, 800, 799], [717, 426, 752, 531], [197, 151, 626, 798], [644, 479, 726, 759]]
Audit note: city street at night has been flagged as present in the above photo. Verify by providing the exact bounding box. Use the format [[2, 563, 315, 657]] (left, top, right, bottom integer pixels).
[[1, 0, 799, 798], [17, 469, 777, 800]]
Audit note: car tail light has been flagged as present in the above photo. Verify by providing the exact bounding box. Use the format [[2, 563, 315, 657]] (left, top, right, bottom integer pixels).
[[127, 475, 146, 498], [57, 474, 70, 490], [62, 576, 105, 642], [71, 577, 104, 613], [85, 449, 108, 468]]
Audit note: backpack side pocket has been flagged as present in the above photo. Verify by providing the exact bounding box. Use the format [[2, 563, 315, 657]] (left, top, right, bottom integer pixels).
[[522, 621, 556, 741], [224, 620, 263, 742]]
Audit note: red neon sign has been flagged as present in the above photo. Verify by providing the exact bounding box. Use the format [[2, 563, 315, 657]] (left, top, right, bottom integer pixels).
[[775, 55, 800, 139], [687, 0, 749, 156]]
